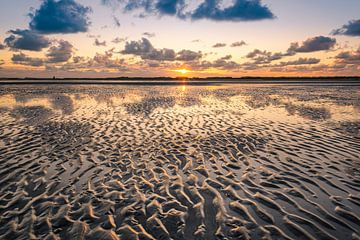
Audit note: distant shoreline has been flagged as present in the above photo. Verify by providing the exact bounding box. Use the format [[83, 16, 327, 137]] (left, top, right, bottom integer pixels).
[[0, 77, 360, 85]]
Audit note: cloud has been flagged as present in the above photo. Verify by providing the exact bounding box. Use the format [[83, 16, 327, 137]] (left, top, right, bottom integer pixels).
[[0, 44, 5, 50], [12, 53, 44, 66], [335, 48, 360, 64], [102, 0, 274, 22], [287, 36, 336, 53], [194, 58, 240, 70], [94, 39, 107, 46], [213, 43, 226, 48], [246, 49, 286, 64], [191, 0, 274, 21], [122, 38, 176, 61], [332, 19, 360, 37], [176, 50, 202, 61], [122, 38, 204, 63], [273, 57, 320, 67], [244, 36, 336, 68], [46, 40, 74, 63], [91, 51, 126, 69], [122, 0, 154, 12], [113, 16, 121, 27], [122, 38, 153, 55], [4, 29, 51, 51], [156, 0, 184, 15], [112, 37, 127, 43], [59, 50, 129, 71], [231, 41, 247, 47], [29, 0, 91, 34], [87, 34, 100, 39], [143, 32, 156, 38]]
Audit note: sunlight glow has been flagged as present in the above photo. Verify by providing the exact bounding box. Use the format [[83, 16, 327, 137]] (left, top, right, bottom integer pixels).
[[175, 69, 190, 74]]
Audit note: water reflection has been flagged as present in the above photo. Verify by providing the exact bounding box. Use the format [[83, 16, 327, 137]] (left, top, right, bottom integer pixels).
[[0, 84, 358, 124], [284, 103, 331, 121], [181, 85, 186, 92], [125, 96, 176, 116], [10, 106, 53, 125], [50, 95, 74, 115]]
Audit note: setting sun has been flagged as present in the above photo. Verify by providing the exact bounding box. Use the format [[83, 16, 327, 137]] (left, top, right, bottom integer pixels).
[[175, 69, 190, 74]]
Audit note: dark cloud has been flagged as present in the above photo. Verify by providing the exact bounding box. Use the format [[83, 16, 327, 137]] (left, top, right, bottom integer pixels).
[[12, 53, 44, 66], [29, 0, 91, 34], [73, 56, 86, 63], [46, 40, 73, 63], [113, 16, 121, 27], [220, 55, 232, 60], [240, 62, 260, 70], [143, 32, 156, 38], [122, 38, 153, 55], [176, 50, 202, 61], [213, 43, 226, 48], [156, 0, 184, 15], [246, 49, 286, 64], [92, 52, 125, 68], [191, 0, 274, 21], [273, 58, 320, 67], [65, 50, 128, 71], [0, 44, 5, 50], [205, 59, 240, 70], [101, 0, 274, 22], [287, 36, 336, 53], [122, 38, 175, 61], [123, 0, 153, 12], [231, 41, 247, 47], [268, 63, 348, 74], [144, 48, 176, 61], [122, 38, 204, 63], [112, 37, 127, 43], [94, 39, 107, 46], [244, 36, 335, 69], [146, 61, 161, 68], [101, 0, 117, 7], [332, 19, 360, 37], [335, 48, 360, 64], [192, 56, 240, 70], [4, 29, 51, 51], [244, 36, 336, 68], [87, 34, 101, 39]]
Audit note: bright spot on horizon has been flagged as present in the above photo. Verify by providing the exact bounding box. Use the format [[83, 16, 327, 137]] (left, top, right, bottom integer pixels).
[[175, 69, 190, 75]]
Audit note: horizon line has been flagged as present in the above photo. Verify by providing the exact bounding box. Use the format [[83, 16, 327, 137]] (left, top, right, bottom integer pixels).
[[1, 76, 360, 81]]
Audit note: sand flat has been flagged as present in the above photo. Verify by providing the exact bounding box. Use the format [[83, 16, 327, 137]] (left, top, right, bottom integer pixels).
[[0, 83, 359, 240]]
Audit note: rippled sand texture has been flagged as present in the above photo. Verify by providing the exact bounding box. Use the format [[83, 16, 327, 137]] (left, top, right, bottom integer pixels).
[[0, 84, 359, 240]]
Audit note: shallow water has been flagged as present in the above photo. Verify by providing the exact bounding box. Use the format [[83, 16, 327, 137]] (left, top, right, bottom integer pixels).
[[0, 84, 359, 240]]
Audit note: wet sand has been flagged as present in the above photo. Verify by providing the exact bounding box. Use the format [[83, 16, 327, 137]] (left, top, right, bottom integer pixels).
[[0, 84, 359, 240]]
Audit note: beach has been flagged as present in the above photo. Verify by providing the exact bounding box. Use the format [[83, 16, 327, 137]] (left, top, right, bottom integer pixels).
[[0, 83, 359, 240]]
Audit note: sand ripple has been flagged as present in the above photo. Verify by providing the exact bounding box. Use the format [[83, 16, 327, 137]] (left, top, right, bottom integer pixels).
[[0, 84, 359, 240]]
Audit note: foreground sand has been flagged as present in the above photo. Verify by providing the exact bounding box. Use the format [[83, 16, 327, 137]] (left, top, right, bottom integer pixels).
[[0, 84, 359, 240]]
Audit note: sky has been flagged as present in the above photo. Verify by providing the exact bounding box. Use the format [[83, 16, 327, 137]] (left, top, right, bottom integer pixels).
[[0, 0, 359, 78]]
